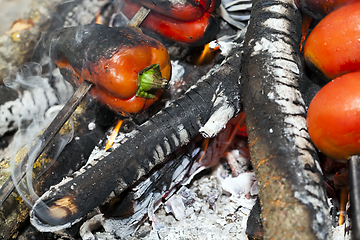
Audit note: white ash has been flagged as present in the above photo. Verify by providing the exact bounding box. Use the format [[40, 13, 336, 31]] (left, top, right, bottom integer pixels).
[[89, 159, 257, 240], [199, 84, 235, 138], [169, 60, 185, 93], [0, 66, 74, 137]]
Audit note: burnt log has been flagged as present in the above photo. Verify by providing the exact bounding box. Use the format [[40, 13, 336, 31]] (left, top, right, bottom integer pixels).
[[241, 0, 331, 239], [0, 97, 116, 239]]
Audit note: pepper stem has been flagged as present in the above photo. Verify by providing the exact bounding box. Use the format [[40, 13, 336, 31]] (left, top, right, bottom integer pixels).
[[137, 64, 169, 99]]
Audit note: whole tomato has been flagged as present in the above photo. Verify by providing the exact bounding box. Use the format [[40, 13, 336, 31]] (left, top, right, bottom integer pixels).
[[295, 0, 357, 19], [304, 2, 360, 81], [307, 72, 360, 161]]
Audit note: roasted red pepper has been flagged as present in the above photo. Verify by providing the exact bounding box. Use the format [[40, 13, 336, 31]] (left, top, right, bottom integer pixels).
[[131, 0, 220, 21], [120, 0, 219, 46], [48, 24, 171, 116]]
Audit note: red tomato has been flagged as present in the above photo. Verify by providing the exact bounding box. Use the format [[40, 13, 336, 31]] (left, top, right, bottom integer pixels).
[[295, 0, 357, 19], [307, 72, 360, 161], [304, 2, 360, 81]]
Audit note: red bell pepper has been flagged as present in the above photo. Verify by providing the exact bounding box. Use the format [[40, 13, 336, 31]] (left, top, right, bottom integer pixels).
[[121, 0, 219, 46], [48, 24, 171, 116], [131, 0, 220, 21]]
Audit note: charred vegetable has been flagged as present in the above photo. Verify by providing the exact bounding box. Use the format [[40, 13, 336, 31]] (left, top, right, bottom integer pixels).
[[47, 24, 171, 116], [131, 0, 220, 21], [295, 0, 357, 19], [120, 0, 219, 46], [304, 2, 360, 81], [307, 72, 360, 161]]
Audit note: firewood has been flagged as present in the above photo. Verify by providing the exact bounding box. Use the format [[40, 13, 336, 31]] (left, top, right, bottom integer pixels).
[[0, 98, 115, 239], [241, 0, 331, 239]]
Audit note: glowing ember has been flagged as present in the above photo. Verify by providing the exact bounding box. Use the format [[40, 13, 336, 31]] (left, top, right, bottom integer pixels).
[[105, 119, 123, 151], [339, 187, 348, 226], [196, 43, 220, 65]]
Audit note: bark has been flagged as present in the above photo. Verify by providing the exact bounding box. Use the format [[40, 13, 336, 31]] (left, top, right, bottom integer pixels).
[[30, 43, 242, 232], [241, 0, 331, 239]]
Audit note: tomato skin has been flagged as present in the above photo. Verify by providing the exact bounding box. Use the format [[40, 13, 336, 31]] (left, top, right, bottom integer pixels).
[[304, 2, 360, 81], [295, 0, 357, 19], [121, 0, 219, 46], [50, 24, 171, 116], [307, 72, 360, 161]]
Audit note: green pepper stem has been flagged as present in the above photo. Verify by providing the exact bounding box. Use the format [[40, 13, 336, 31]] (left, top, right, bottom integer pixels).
[[136, 64, 169, 99]]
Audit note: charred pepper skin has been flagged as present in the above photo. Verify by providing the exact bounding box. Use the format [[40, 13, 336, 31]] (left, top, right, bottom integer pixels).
[[121, 0, 219, 46], [131, 0, 221, 21], [47, 24, 171, 116]]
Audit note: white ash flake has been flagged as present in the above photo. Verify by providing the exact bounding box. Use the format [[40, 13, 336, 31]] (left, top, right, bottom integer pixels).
[[171, 133, 180, 147], [332, 225, 351, 240], [251, 37, 294, 57], [135, 169, 254, 240], [262, 18, 292, 34], [263, 4, 293, 17], [87, 122, 96, 131], [199, 104, 235, 138], [199, 84, 235, 138], [209, 40, 241, 57], [163, 137, 171, 155], [177, 124, 190, 145], [153, 144, 165, 165], [273, 59, 299, 75], [169, 60, 185, 85]]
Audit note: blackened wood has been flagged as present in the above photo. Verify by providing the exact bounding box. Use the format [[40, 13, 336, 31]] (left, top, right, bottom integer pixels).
[[30, 44, 242, 230], [0, 98, 115, 239], [246, 197, 264, 240], [240, 0, 331, 239], [349, 156, 360, 239], [0, 81, 92, 208]]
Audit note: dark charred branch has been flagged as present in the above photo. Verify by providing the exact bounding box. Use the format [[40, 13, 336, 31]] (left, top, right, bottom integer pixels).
[[30, 43, 242, 231], [241, 0, 330, 239], [0, 98, 115, 240]]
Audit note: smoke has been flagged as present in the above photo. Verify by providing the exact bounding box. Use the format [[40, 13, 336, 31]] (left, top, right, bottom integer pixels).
[[4, 62, 74, 208]]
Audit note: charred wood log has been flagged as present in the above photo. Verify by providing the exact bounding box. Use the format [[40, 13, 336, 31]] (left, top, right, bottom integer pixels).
[[241, 0, 331, 239], [29, 43, 243, 232], [0, 98, 116, 240]]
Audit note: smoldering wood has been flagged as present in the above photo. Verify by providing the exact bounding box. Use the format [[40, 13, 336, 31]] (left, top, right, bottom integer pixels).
[[0, 0, 63, 84], [0, 0, 109, 84], [88, 138, 203, 239], [0, 0, 111, 136], [30, 43, 243, 231], [0, 98, 116, 240], [240, 0, 331, 239]]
